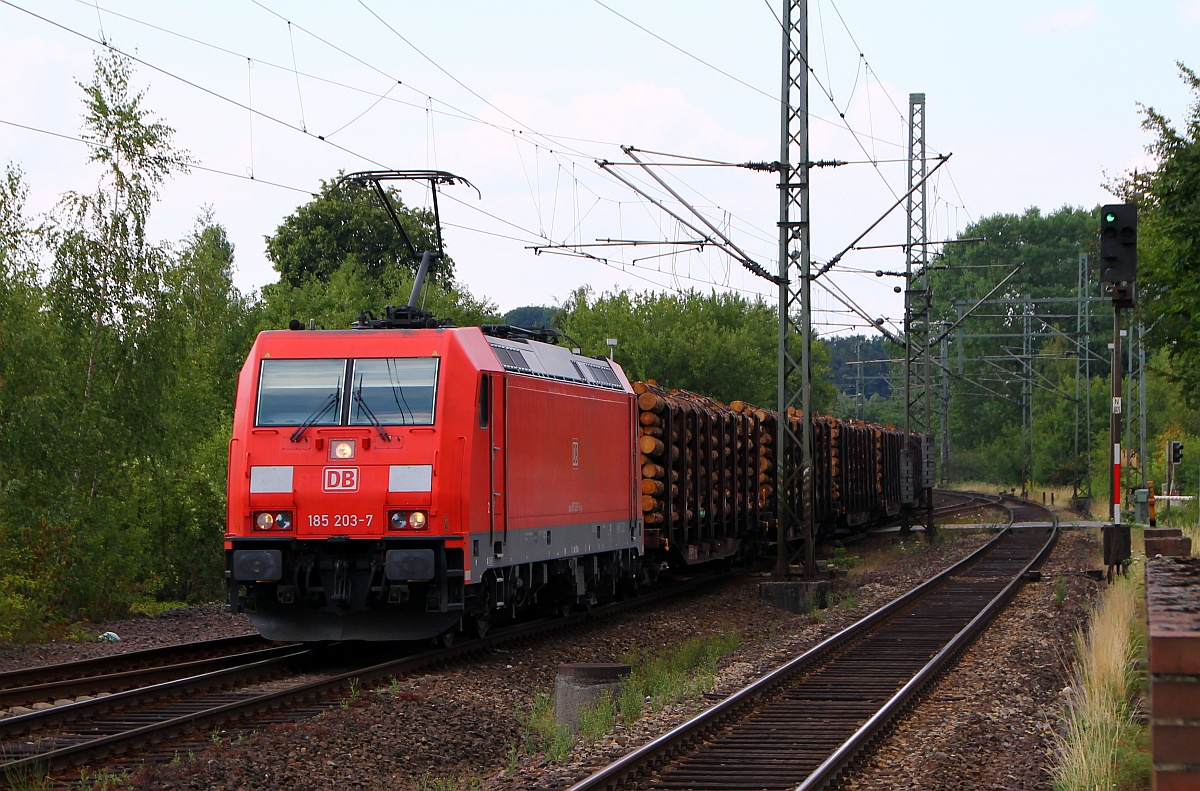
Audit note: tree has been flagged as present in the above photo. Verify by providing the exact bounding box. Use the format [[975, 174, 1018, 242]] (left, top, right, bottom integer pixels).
[[0, 52, 257, 628], [152, 215, 257, 601], [258, 256, 498, 333], [504, 305, 560, 328], [556, 287, 836, 412], [266, 177, 451, 287], [865, 206, 1114, 486], [1115, 63, 1200, 400]]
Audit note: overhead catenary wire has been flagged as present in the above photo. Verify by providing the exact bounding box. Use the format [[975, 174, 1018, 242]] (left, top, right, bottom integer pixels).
[[4, 0, 961, 326], [0, 116, 312, 195], [0, 0, 392, 170]]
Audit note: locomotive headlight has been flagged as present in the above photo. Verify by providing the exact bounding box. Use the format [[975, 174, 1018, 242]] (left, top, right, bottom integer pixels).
[[253, 510, 294, 531], [331, 440, 356, 460], [387, 510, 428, 530]]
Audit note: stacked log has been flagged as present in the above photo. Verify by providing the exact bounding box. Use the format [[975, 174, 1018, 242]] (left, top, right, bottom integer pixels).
[[633, 384, 764, 544], [633, 382, 671, 526], [731, 400, 774, 509], [631, 382, 918, 545]]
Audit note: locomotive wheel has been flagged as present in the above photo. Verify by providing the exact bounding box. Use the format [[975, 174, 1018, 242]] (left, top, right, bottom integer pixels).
[[434, 627, 457, 649], [644, 559, 662, 585], [467, 577, 494, 639], [469, 613, 491, 639]]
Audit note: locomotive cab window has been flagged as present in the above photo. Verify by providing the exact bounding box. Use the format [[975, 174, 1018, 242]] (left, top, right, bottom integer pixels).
[[478, 374, 490, 428], [349, 358, 438, 426], [256, 357, 439, 427], [256, 359, 347, 426]]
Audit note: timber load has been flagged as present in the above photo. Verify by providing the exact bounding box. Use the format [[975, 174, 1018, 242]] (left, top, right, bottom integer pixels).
[[633, 382, 765, 566], [634, 381, 927, 566]]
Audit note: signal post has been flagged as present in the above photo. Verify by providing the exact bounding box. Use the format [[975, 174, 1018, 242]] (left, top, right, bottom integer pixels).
[[1100, 204, 1136, 580]]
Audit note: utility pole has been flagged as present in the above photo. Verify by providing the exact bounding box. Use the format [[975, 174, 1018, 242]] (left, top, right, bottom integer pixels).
[[940, 330, 951, 484], [1139, 324, 1147, 489], [1075, 252, 1092, 505], [1023, 303, 1034, 495], [903, 92, 935, 534], [903, 92, 930, 439], [774, 0, 815, 579], [854, 339, 865, 420]]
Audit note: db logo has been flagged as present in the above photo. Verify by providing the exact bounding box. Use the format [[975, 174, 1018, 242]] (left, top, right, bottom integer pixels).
[[323, 467, 359, 492]]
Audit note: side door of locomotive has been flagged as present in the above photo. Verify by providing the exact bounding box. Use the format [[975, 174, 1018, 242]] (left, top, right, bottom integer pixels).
[[489, 373, 508, 554]]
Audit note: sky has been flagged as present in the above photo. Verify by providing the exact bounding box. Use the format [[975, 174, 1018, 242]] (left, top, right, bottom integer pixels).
[[1, 0, 1197, 338]]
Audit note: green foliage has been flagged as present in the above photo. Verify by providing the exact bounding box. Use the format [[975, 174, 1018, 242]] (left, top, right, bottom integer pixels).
[[620, 631, 740, 718], [266, 176, 451, 287], [557, 286, 835, 411], [867, 204, 1119, 488], [826, 544, 859, 569], [824, 334, 892, 401], [504, 304, 559, 327], [0, 52, 255, 635], [257, 255, 498, 334], [77, 767, 130, 791], [1115, 63, 1200, 401], [618, 678, 645, 727], [577, 692, 616, 745], [831, 590, 859, 610], [522, 693, 574, 761]]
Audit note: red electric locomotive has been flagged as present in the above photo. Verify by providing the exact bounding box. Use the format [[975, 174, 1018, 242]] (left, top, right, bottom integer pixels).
[[224, 319, 642, 641], [225, 170, 648, 642]]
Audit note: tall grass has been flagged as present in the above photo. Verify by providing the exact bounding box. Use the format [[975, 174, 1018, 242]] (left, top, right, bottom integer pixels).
[[1052, 567, 1149, 790], [519, 631, 740, 764], [621, 632, 739, 715]]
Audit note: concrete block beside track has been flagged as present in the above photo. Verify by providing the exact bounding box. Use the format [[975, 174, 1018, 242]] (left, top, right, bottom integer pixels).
[[758, 580, 831, 613], [555, 663, 630, 733], [1145, 536, 1194, 558], [1145, 528, 1184, 539]]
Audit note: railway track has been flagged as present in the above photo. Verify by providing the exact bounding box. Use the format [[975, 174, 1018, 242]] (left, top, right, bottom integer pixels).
[[0, 635, 284, 710], [0, 566, 751, 781], [568, 498, 1058, 791]]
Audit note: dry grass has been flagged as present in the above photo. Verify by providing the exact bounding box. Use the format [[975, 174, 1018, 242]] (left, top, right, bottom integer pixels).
[[1182, 522, 1200, 555], [1052, 563, 1149, 790]]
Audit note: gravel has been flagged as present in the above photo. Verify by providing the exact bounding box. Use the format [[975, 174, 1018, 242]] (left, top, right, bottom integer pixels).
[[0, 605, 254, 674], [5, 526, 1100, 790]]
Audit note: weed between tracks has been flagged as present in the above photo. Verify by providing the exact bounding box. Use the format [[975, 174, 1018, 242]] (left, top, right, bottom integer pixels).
[[1052, 561, 1149, 791], [520, 631, 740, 764]]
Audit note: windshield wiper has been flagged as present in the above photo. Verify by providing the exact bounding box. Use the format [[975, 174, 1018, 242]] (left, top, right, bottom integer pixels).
[[290, 392, 339, 442], [353, 385, 392, 441]]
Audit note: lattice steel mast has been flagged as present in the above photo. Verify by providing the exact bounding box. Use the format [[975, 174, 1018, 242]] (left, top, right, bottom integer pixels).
[[774, 0, 815, 578], [904, 93, 930, 438]]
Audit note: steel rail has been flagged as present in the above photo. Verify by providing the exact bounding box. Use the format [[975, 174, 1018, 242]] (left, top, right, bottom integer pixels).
[[566, 511, 1057, 791], [0, 643, 298, 709], [0, 634, 265, 692], [796, 507, 1058, 790], [1, 565, 753, 778]]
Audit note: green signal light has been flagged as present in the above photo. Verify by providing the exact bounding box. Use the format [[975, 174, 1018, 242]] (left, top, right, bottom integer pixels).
[[1105, 212, 1117, 223]]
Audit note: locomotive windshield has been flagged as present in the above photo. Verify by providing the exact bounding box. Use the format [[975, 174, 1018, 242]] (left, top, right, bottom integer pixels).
[[255, 357, 438, 427], [256, 359, 346, 426], [349, 358, 438, 426]]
